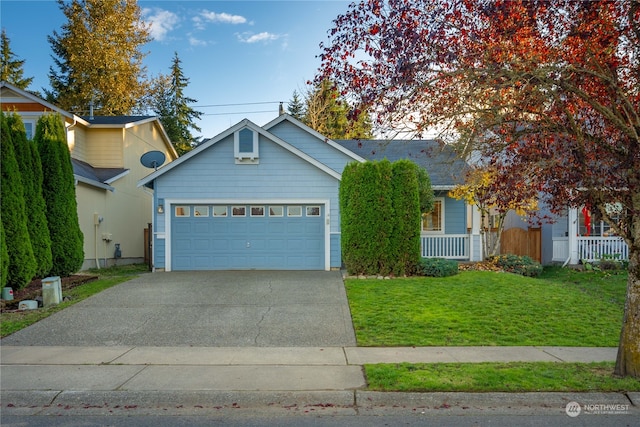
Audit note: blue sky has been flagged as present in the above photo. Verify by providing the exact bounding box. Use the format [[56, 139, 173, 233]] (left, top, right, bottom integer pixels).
[[1, 0, 351, 139]]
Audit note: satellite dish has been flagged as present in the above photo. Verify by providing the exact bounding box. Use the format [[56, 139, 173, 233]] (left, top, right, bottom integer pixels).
[[140, 151, 166, 170]]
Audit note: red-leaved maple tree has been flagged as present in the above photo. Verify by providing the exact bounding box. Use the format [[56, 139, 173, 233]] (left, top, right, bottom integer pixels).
[[317, 0, 640, 377]]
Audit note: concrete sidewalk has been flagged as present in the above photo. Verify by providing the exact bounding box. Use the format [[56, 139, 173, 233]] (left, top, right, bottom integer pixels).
[[2, 345, 637, 416]]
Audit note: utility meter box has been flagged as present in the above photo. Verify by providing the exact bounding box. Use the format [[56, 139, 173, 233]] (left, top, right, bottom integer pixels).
[[42, 276, 62, 307]]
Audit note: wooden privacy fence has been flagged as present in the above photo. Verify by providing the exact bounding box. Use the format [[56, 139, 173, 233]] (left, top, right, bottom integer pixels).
[[500, 227, 541, 263]]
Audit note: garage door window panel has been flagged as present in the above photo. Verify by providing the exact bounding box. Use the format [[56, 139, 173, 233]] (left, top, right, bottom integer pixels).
[[175, 206, 190, 217], [306, 206, 321, 217], [213, 206, 228, 217], [269, 206, 283, 217], [232, 206, 246, 217], [251, 206, 265, 217], [194, 206, 209, 217], [287, 206, 302, 217]]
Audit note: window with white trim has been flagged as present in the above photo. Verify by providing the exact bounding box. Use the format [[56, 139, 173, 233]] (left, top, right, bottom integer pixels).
[[234, 127, 259, 164], [232, 206, 246, 217], [287, 206, 302, 217], [175, 206, 190, 217], [251, 206, 265, 217], [213, 206, 228, 217], [194, 206, 209, 217], [269, 206, 283, 217], [422, 199, 443, 233], [306, 206, 321, 217], [23, 120, 36, 140]]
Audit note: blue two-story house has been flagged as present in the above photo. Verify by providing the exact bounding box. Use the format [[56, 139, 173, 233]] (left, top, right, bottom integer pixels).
[[138, 114, 482, 271]]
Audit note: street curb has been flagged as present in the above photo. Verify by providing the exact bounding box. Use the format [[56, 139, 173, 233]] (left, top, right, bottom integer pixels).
[[2, 390, 637, 416], [355, 391, 638, 415]]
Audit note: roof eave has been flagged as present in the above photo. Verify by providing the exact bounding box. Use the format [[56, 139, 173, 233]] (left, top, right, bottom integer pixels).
[[75, 175, 115, 192]]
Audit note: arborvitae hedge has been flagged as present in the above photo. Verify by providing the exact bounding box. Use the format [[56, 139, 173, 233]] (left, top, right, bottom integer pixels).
[[0, 113, 37, 288], [340, 159, 430, 276], [1, 218, 9, 288], [6, 113, 53, 278], [35, 114, 84, 276], [391, 160, 422, 276]]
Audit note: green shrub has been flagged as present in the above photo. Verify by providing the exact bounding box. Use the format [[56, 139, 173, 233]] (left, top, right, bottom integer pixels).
[[417, 258, 459, 277], [598, 255, 627, 271], [1, 216, 9, 287], [490, 254, 543, 277], [340, 159, 431, 276], [0, 113, 37, 289], [390, 160, 421, 276], [36, 114, 84, 276], [6, 113, 52, 277]]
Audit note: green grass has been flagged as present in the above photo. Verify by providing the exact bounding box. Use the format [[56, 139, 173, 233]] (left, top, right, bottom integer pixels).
[[345, 268, 627, 347], [0, 264, 148, 337], [365, 362, 640, 392]]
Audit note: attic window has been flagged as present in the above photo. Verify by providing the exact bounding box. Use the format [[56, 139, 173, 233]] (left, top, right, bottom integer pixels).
[[234, 127, 259, 164]]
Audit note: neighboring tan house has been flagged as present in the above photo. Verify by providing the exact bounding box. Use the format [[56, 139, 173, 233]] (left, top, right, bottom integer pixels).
[[138, 113, 483, 271], [1, 81, 178, 270]]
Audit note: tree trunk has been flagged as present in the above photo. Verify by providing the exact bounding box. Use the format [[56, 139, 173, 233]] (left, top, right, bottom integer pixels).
[[614, 246, 640, 378]]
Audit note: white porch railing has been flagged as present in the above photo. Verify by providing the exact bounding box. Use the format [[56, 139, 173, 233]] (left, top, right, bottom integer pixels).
[[421, 234, 470, 259], [552, 236, 629, 263], [577, 236, 628, 262]]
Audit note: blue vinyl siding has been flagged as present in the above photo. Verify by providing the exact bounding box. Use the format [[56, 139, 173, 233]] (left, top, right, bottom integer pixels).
[[441, 193, 466, 235], [330, 233, 341, 268], [153, 235, 165, 269], [267, 120, 357, 174]]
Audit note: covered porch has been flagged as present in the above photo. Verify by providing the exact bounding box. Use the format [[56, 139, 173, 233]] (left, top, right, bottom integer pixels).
[[551, 208, 629, 264], [420, 200, 483, 262]]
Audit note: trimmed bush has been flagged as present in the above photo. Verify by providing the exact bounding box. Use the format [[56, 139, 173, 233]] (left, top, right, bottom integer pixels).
[[35, 114, 84, 276], [417, 257, 459, 277], [490, 254, 543, 277], [0, 113, 37, 289], [340, 159, 431, 276], [391, 160, 421, 276], [1, 217, 9, 287], [6, 113, 52, 277]]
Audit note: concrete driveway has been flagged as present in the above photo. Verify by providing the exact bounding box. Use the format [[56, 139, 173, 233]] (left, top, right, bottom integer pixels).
[[1, 271, 357, 347]]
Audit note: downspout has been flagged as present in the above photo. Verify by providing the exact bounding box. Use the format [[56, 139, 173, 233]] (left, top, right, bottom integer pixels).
[[94, 222, 100, 269]]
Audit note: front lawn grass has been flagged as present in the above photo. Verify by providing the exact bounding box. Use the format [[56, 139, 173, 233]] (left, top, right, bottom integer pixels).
[[365, 362, 640, 392], [345, 268, 626, 347], [0, 264, 148, 338]]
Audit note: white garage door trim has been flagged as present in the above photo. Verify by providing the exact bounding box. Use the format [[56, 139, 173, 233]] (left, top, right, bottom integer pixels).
[[163, 198, 331, 271]]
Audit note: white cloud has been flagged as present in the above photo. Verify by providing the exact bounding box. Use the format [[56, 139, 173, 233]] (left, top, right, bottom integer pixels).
[[237, 32, 283, 44], [194, 10, 247, 29], [189, 36, 207, 47], [143, 8, 179, 42]]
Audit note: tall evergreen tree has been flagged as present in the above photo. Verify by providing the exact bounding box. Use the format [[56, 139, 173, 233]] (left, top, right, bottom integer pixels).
[[46, 0, 151, 115], [35, 114, 84, 276], [301, 80, 372, 139], [0, 220, 9, 288], [150, 52, 203, 155], [0, 29, 34, 89], [287, 90, 305, 121], [6, 113, 53, 277], [0, 113, 37, 289]]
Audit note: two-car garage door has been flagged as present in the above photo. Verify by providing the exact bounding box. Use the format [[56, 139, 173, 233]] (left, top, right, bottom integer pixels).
[[171, 204, 325, 270]]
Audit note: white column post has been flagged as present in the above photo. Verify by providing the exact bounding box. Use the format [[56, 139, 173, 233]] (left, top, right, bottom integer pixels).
[[568, 208, 579, 264], [470, 203, 482, 261]]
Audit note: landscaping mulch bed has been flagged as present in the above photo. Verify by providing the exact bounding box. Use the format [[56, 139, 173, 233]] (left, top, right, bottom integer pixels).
[[1, 274, 98, 313]]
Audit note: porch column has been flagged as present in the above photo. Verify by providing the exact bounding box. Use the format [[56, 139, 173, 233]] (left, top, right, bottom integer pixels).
[[568, 208, 579, 264], [470, 203, 482, 261]]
